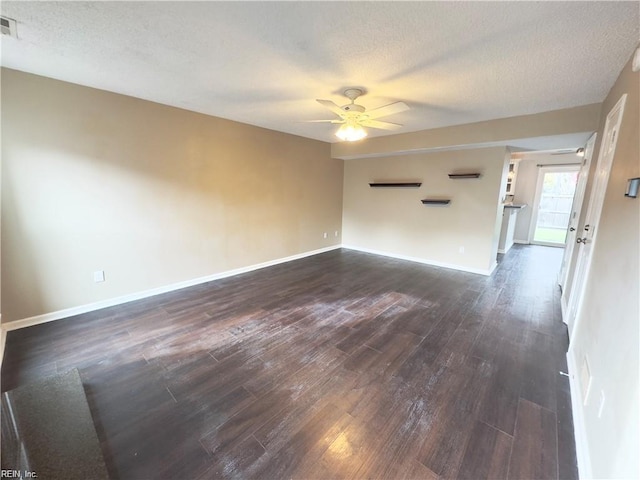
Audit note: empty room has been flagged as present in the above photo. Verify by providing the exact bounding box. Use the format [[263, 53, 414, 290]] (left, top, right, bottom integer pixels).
[[1, 2, 638, 479]]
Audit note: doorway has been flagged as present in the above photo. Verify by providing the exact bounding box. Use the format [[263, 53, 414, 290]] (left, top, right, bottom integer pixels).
[[530, 166, 580, 247], [558, 133, 597, 290]]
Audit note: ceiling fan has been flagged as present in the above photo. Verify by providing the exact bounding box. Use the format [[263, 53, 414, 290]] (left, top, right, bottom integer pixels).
[[310, 88, 410, 141]]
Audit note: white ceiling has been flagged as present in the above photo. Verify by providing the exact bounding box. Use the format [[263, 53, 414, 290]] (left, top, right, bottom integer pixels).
[[1, 1, 638, 144]]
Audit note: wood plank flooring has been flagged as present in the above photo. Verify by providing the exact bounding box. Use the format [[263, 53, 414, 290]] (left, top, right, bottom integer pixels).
[[1, 246, 578, 479]]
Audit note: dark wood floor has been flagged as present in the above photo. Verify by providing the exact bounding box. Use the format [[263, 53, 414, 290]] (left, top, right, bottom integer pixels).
[[2, 246, 578, 480]]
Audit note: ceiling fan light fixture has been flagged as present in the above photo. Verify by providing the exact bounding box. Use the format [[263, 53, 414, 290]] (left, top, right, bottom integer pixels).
[[313, 88, 409, 141], [335, 122, 367, 142]]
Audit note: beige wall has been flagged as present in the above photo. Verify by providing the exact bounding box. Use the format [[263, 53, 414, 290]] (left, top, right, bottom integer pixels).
[[332, 104, 601, 160], [342, 147, 507, 274], [511, 153, 582, 243], [1, 69, 343, 322], [569, 51, 639, 478]]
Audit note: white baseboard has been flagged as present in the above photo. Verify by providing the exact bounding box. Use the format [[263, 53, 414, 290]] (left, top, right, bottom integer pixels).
[[342, 245, 495, 276], [487, 260, 498, 275], [0, 321, 5, 370], [1, 245, 341, 332], [513, 239, 529, 244], [498, 243, 514, 255], [567, 348, 592, 479], [1, 243, 496, 335]]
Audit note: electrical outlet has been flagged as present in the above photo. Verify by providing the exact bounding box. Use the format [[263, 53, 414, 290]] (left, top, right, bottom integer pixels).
[[93, 270, 105, 283], [334, 231, 339, 237], [459, 246, 465, 254], [323, 232, 327, 239]]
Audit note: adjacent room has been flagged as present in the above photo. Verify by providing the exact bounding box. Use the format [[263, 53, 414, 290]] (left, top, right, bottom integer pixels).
[[1, 2, 638, 479]]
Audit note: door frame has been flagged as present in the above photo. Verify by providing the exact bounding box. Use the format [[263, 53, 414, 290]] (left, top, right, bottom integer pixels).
[[528, 164, 581, 247], [558, 133, 597, 290], [564, 93, 627, 342]]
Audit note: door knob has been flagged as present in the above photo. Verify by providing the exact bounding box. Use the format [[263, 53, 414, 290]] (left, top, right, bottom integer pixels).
[[569, 227, 576, 232], [577, 237, 589, 244]]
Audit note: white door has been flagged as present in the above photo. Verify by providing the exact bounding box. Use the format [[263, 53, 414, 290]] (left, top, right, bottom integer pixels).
[[558, 133, 597, 290], [564, 94, 627, 341]]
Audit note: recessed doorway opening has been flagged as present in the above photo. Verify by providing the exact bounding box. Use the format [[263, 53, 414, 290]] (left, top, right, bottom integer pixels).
[[530, 166, 580, 247]]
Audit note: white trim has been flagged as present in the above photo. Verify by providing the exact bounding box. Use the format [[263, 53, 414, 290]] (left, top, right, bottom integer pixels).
[[530, 241, 566, 249], [513, 239, 529, 245], [566, 94, 627, 343], [1, 245, 341, 332], [528, 164, 581, 246], [342, 245, 496, 276], [1, 242, 497, 333], [486, 260, 498, 275], [567, 348, 593, 479], [561, 293, 568, 323], [558, 133, 597, 291]]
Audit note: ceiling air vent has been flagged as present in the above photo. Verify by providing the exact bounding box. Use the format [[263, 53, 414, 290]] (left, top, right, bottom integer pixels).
[[1, 16, 17, 38]]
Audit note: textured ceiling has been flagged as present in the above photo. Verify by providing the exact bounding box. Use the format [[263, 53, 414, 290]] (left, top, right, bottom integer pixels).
[[1, 1, 638, 143]]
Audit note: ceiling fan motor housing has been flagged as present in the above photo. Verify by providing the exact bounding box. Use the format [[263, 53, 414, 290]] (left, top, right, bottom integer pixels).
[[342, 104, 365, 113], [342, 88, 366, 113]]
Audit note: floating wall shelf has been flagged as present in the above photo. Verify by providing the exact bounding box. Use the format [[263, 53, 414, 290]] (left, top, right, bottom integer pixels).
[[421, 199, 451, 205], [448, 173, 481, 179], [369, 182, 422, 188]]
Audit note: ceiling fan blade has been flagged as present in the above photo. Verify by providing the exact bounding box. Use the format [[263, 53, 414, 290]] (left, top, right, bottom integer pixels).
[[304, 119, 344, 124], [366, 101, 409, 120], [316, 99, 345, 116], [360, 119, 403, 130]]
